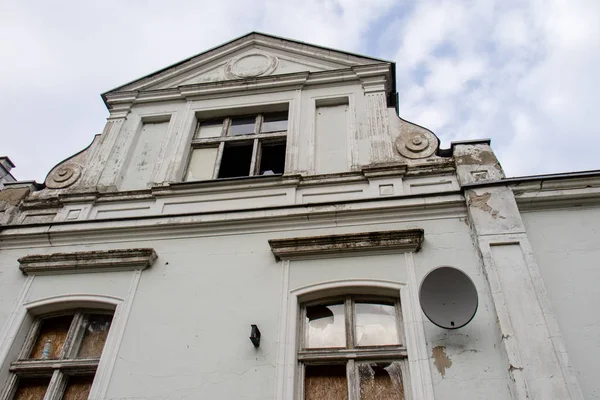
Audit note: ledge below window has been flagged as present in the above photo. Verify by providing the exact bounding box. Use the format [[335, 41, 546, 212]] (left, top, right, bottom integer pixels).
[[18, 248, 158, 275], [268, 229, 424, 261]]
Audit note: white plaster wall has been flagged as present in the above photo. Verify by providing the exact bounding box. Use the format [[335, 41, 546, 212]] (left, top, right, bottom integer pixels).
[[0, 215, 513, 399], [522, 207, 600, 400], [0, 249, 28, 335], [414, 218, 512, 400]]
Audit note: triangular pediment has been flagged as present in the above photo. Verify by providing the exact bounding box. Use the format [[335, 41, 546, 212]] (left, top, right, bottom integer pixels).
[[105, 32, 388, 94]]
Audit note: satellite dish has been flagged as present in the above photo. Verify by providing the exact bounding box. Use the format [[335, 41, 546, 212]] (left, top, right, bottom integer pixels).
[[419, 266, 478, 329]]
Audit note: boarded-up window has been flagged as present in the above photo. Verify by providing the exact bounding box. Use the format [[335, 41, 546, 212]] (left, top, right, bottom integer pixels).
[[7, 310, 114, 399], [305, 365, 348, 400], [29, 315, 73, 359], [62, 375, 94, 400], [358, 362, 404, 400], [77, 314, 113, 358], [300, 296, 407, 400], [13, 377, 50, 400]]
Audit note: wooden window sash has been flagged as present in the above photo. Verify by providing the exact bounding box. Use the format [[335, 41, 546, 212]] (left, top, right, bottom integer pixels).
[[298, 296, 408, 400], [10, 358, 100, 375], [189, 112, 288, 181], [191, 131, 286, 145], [3, 309, 112, 400]]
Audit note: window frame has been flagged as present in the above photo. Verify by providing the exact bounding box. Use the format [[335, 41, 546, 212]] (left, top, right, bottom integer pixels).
[[297, 295, 410, 400], [186, 112, 288, 181], [1, 308, 113, 400]]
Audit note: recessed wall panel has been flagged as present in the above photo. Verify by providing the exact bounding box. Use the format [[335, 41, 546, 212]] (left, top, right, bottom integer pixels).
[[315, 102, 348, 174], [121, 120, 169, 190]]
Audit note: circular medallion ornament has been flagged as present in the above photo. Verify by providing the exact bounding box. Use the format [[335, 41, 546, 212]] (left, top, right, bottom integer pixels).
[[225, 53, 278, 79], [395, 126, 436, 159], [45, 163, 82, 189]]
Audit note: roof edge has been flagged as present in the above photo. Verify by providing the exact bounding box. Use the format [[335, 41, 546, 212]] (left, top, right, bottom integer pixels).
[[101, 31, 396, 108]]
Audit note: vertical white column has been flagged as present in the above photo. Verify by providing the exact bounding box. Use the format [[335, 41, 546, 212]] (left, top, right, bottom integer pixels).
[[456, 142, 583, 400]]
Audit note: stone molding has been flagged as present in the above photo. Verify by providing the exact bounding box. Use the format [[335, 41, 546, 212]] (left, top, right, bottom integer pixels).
[[18, 248, 157, 275], [103, 64, 392, 111], [268, 229, 424, 261]]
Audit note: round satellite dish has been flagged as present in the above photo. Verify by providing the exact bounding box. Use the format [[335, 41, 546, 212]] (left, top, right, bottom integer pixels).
[[419, 266, 478, 329]]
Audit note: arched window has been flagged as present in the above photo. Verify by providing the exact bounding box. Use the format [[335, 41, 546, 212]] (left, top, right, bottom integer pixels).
[[299, 295, 409, 400], [2, 309, 113, 400]]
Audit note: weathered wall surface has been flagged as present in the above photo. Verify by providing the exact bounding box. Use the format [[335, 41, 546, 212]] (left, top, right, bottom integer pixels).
[[0, 213, 512, 399], [522, 207, 600, 400]]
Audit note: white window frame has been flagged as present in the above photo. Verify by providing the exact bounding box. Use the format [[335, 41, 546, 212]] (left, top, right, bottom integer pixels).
[[186, 112, 288, 181], [0, 293, 133, 400], [1, 309, 114, 400], [298, 295, 409, 399], [275, 274, 434, 400]]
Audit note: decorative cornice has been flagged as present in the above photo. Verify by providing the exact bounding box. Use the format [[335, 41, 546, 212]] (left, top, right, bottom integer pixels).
[[18, 248, 157, 275], [108, 33, 387, 94], [102, 64, 393, 108], [268, 229, 424, 261]]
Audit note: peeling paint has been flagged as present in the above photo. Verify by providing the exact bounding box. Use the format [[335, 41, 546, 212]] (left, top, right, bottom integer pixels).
[[467, 191, 506, 219], [432, 346, 452, 377]]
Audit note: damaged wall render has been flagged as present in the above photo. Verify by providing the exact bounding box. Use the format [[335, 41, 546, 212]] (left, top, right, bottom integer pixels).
[[0, 32, 598, 400]]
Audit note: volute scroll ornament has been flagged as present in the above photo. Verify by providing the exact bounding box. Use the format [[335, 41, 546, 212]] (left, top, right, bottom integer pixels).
[[45, 163, 82, 189], [395, 124, 437, 159]]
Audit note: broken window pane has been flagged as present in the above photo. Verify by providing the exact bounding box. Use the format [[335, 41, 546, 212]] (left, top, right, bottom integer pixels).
[[259, 142, 286, 175], [196, 119, 224, 138], [77, 314, 113, 358], [229, 116, 256, 136], [305, 364, 348, 400], [29, 315, 73, 359], [13, 377, 50, 400], [358, 362, 404, 400], [355, 303, 399, 346], [305, 303, 345, 348], [185, 147, 218, 181], [218, 142, 254, 178], [261, 112, 288, 133], [62, 375, 94, 400]]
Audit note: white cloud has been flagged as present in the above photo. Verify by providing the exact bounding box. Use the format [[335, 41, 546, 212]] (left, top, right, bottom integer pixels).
[[391, 0, 600, 176], [0, 0, 394, 181], [0, 0, 598, 180]]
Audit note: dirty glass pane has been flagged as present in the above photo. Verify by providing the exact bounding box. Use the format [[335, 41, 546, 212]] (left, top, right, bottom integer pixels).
[[29, 315, 74, 359], [358, 362, 404, 400], [77, 314, 113, 358], [261, 112, 288, 132], [305, 364, 348, 400], [196, 119, 223, 138], [305, 303, 345, 348], [13, 377, 50, 400], [229, 116, 256, 136], [185, 147, 218, 181], [355, 303, 399, 346], [63, 375, 94, 400]]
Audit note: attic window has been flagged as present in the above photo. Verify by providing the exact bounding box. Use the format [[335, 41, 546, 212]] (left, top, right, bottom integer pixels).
[[185, 111, 287, 181]]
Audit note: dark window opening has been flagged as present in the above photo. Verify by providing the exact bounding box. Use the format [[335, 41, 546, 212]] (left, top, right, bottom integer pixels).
[[259, 142, 286, 175], [218, 142, 253, 178]]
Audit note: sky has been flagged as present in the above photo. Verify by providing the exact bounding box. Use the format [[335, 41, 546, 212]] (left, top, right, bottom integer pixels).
[[1, 0, 599, 182]]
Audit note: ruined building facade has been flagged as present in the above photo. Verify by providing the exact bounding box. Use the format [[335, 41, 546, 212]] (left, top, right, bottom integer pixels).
[[0, 33, 598, 400]]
